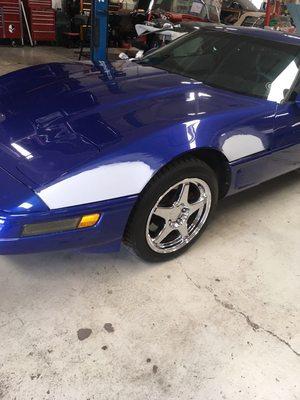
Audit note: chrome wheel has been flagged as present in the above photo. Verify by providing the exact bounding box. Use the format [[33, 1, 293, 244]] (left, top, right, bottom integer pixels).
[[146, 178, 212, 254]]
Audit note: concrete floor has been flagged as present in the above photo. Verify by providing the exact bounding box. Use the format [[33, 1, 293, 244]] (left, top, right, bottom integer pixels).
[[0, 46, 299, 400]]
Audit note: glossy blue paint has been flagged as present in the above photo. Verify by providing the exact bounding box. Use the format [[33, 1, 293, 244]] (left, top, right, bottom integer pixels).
[[0, 26, 299, 254], [0, 167, 48, 213], [0, 195, 136, 254]]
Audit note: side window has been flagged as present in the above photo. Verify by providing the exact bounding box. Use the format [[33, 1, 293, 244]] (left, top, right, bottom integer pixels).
[[242, 16, 259, 26], [253, 17, 265, 28]]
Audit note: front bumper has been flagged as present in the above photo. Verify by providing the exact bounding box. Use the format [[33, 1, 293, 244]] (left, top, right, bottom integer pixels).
[[0, 195, 137, 254]]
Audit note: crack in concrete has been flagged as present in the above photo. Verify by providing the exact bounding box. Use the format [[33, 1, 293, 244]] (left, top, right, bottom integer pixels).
[[184, 271, 300, 357], [265, 329, 300, 357], [184, 272, 201, 289]]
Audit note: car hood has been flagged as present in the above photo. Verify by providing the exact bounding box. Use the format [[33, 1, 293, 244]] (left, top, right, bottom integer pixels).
[[0, 61, 265, 189]]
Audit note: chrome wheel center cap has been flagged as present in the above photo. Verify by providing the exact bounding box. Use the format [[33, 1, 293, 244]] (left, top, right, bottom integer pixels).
[[169, 206, 190, 228]]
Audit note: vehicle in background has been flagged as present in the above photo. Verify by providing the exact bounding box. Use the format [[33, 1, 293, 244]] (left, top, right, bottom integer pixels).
[[132, 21, 209, 54], [234, 11, 265, 27], [145, 0, 220, 24], [132, 0, 221, 54], [110, 0, 220, 50], [234, 11, 296, 33]]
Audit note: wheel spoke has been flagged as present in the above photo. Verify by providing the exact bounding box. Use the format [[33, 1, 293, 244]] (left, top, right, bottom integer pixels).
[[154, 206, 176, 221], [178, 222, 189, 239], [153, 223, 174, 245], [189, 195, 206, 215], [177, 183, 190, 205]]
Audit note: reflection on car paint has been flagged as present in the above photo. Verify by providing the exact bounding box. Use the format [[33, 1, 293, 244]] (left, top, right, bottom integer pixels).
[[37, 161, 154, 209], [222, 134, 265, 162]]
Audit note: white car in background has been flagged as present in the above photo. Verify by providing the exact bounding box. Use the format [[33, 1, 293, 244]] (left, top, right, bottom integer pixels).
[[235, 12, 296, 33], [234, 11, 265, 27]]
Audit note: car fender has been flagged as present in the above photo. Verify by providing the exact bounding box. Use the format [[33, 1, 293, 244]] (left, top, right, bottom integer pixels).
[[35, 121, 230, 210]]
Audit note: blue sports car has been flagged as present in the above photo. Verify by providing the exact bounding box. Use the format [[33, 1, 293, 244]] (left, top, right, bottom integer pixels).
[[0, 26, 299, 261]]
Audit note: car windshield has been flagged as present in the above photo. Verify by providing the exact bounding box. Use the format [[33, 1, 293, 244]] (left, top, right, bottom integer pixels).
[[140, 30, 300, 101]]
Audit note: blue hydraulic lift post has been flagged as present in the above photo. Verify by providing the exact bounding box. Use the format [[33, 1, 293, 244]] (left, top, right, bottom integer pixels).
[[90, 0, 125, 93], [91, 0, 109, 62]]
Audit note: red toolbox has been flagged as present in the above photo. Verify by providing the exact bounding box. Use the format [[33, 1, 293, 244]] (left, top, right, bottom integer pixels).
[[0, 7, 4, 38], [24, 0, 55, 42], [28, 7, 55, 41], [26, 0, 51, 9], [0, 0, 23, 40]]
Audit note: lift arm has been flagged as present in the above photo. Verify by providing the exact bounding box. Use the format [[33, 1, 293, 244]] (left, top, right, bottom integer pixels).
[[91, 0, 109, 62]]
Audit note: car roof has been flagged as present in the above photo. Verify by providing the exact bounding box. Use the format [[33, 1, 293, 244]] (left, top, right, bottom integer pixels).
[[197, 24, 300, 47]]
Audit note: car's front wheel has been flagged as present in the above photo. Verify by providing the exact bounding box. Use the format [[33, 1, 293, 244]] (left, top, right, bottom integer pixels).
[[124, 157, 218, 262]]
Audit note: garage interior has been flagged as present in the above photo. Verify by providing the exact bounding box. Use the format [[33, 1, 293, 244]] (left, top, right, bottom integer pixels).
[[0, 0, 300, 399]]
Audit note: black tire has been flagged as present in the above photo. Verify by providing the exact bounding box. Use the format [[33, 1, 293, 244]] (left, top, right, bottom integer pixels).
[[124, 157, 219, 262]]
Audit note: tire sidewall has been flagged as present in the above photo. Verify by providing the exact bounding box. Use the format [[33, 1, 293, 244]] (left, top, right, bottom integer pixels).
[[128, 159, 218, 262]]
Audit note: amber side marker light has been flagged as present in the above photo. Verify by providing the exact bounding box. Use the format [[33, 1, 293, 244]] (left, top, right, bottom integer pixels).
[[22, 213, 101, 237], [78, 213, 101, 228]]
